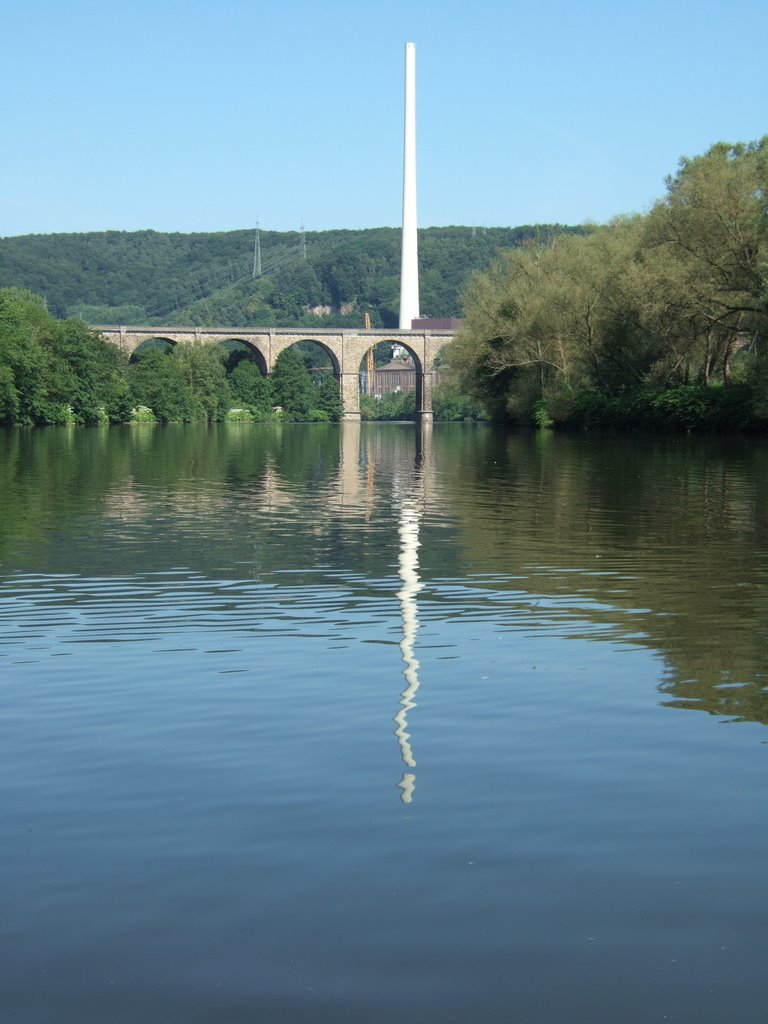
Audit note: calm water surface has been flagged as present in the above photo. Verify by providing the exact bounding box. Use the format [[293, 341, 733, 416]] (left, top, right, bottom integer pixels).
[[1, 423, 766, 1023]]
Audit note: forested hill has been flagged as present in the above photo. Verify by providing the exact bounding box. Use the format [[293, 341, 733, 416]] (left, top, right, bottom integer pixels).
[[0, 224, 584, 329]]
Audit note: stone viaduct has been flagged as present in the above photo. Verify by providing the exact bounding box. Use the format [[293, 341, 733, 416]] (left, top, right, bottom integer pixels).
[[97, 326, 456, 421]]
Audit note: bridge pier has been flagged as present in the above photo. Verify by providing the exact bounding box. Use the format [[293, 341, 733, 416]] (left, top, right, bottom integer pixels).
[[340, 373, 361, 421], [416, 369, 433, 421]]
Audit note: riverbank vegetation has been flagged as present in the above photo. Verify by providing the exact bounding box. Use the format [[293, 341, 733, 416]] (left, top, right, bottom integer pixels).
[[448, 139, 768, 431], [359, 384, 484, 422]]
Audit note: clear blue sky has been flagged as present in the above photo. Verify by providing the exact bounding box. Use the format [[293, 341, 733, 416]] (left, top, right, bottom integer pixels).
[[1, 0, 766, 237]]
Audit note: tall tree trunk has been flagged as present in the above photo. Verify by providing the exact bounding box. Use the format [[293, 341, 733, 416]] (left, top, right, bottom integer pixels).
[[703, 331, 713, 386], [722, 337, 735, 386]]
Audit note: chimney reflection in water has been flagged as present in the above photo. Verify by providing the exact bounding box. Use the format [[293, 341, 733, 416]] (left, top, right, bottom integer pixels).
[[394, 497, 423, 803]]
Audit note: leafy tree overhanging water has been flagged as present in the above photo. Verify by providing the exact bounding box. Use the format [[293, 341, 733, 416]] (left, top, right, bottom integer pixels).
[[446, 138, 768, 430]]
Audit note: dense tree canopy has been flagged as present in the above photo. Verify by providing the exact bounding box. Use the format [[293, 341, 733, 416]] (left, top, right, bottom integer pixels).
[[0, 288, 131, 424], [448, 138, 768, 430]]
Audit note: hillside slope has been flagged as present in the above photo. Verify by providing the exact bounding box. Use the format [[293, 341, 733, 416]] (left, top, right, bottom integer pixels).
[[0, 224, 585, 328]]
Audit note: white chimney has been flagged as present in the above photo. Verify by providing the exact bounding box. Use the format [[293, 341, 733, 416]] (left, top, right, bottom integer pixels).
[[399, 42, 419, 330]]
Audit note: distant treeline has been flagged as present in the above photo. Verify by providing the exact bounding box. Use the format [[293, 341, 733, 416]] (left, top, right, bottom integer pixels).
[[450, 139, 768, 431], [0, 224, 584, 329]]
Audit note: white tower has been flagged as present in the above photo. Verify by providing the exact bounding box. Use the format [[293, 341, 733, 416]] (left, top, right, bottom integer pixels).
[[399, 42, 419, 330]]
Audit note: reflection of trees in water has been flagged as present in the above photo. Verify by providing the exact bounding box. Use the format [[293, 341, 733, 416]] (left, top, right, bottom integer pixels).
[[436, 428, 768, 727], [1, 423, 767, 727]]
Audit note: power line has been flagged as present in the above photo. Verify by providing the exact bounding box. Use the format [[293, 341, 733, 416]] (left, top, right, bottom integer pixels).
[[141, 240, 302, 319], [138, 222, 372, 321]]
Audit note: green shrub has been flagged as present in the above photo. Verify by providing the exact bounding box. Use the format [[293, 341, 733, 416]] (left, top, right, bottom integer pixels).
[[130, 405, 157, 423], [225, 407, 257, 422], [532, 399, 553, 429]]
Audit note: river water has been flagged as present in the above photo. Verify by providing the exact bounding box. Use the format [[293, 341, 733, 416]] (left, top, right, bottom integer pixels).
[[1, 423, 766, 1023]]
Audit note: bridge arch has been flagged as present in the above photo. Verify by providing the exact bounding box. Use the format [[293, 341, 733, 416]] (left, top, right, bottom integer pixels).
[[129, 337, 177, 361], [216, 338, 268, 377], [356, 337, 435, 414], [270, 337, 341, 378], [381, 338, 424, 375]]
